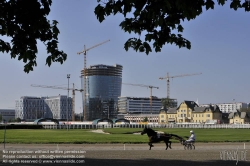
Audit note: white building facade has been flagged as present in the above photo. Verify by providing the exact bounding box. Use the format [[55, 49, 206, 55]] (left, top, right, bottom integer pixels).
[[217, 102, 247, 113], [15, 95, 72, 121], [200, 102, 247, 113], [118, 96, 162, 114]]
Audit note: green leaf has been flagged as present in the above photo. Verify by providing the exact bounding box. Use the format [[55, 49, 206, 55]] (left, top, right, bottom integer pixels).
[[143, 42, 152, 55], [177, 25, 184, 32], [46, 56, 52, 66], [242, 1, 250, 11], [230, 0, 241, 10], [205, 0, 215, 10], [95, 5, 106, 22], [145, 34, 153, 42], [0, 40, 11, 53], [217, 0, 226, 6]]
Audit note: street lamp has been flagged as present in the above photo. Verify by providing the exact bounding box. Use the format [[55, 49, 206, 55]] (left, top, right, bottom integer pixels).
[[80, 107, 81, 121], [4, 122, 6, 149], [108, 105, 109, 119], [67, 74, 70, 130], [233, 99, 236, 112], [232, 99, 236, 124]]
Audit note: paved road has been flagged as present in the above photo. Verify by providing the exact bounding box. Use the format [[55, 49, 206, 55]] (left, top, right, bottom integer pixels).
[[0, 143, 249, 166]]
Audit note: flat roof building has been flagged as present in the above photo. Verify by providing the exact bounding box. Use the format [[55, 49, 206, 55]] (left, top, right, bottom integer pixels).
[[200, 102, 247, 113], [15, 95, 72, 121], [81, 64, 123, 120], [118, 96, 163, 114], [0, 109, 15, 122]]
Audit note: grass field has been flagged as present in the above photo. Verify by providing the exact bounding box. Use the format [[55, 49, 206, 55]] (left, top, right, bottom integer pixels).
[[0, 128, 250, 144]]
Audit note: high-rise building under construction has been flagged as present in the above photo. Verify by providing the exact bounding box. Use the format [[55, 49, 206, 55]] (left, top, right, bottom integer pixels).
[[81, 64, 123, 120]]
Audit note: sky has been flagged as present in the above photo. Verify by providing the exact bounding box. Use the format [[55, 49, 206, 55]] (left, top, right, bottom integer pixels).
[[1, 1, 250, 113]]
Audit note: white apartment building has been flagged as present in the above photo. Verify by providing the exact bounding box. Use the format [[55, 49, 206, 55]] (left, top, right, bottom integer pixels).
[[217, 102, 247, 113], [118, 96, 163, 114], [15, 95, 72, 121], [200, 102, 247, 113]]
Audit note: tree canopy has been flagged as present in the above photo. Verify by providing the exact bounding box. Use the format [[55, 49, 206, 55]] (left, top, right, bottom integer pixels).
[[95, 0, 250, 54], [142, 117, 148, 122], [0, 0, 66, 73], [1, 0, 250, 73]]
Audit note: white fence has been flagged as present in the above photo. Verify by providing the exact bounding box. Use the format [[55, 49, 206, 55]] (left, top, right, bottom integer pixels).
[[42, 123, 250, 129]]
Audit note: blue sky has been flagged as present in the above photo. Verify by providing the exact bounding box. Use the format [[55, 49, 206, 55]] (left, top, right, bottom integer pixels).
[[1, 1, 250, 112]]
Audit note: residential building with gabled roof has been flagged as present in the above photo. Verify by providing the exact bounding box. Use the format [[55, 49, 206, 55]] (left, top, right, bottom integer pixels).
[[228, 110, 250, 124], [159, 100, 223, 124], [159, 106, 167, 124], [191, 105, 222, 123], [176, 101, 199, 123], [159, 106, 178, 124]]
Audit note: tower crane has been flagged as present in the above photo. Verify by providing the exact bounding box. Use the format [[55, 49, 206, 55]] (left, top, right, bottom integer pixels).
[[122, 83, 159, 114], [30, 84, 83, 121], [159, 72, 202, 99], [77, 39, 110, 121]]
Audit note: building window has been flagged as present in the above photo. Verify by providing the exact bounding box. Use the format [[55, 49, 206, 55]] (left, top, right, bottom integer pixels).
[[161, 115, 164, 118], [206, 114, 210, 117]]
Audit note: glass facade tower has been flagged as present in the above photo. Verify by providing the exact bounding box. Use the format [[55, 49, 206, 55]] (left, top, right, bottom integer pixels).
[[81, 64, 123, 120]]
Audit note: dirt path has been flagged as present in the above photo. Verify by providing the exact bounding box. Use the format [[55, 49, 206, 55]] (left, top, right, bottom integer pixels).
[[0, 143, 249, 166]]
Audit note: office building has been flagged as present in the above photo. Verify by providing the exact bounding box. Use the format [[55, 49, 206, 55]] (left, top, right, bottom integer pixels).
[[81, 64, 123, 120], [15, 95, 72, 121], [118, 96, 163, 114], [0, 109, 15, 122]]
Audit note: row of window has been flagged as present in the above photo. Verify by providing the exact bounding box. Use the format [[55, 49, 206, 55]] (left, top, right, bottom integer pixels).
[[161, 114, 211, 118], [128, 100, 162, 103], [16, 105, 72, 109], [177, 110, 190, 112]]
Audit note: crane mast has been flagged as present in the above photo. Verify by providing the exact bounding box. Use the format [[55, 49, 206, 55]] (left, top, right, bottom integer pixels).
[[159, 72, 202, 100], [77, 40, 110, 121], [72, 83, 75, 121], [122, 83, 159, 114]]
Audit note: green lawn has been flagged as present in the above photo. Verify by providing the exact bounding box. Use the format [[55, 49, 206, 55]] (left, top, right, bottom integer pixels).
[[0, 128, 250, 144]]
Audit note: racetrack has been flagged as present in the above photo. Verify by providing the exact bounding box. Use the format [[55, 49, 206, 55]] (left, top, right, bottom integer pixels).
[[0, 143, 249, 166]]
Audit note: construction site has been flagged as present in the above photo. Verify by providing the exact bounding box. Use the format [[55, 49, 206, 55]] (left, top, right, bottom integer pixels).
[[14, 39, 202, 122]]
